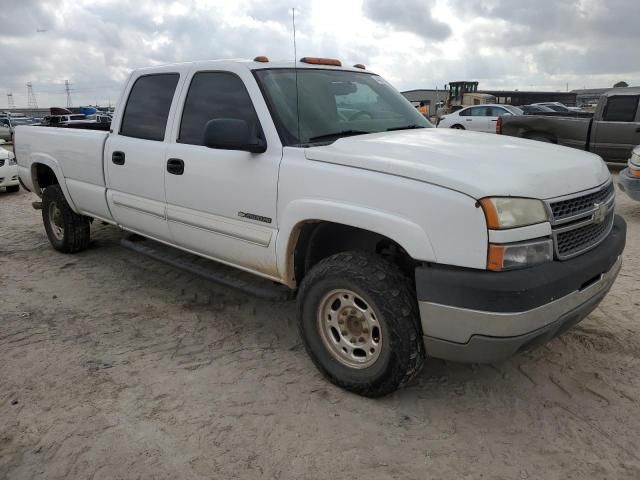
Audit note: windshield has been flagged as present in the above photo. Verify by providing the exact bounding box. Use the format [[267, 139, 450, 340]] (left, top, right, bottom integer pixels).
[[254, 69, 432, 146]]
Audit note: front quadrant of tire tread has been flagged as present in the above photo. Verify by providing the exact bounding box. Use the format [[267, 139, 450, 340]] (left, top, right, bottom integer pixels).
[[297, 251, 425, 397], [41, 184, 91, 253]]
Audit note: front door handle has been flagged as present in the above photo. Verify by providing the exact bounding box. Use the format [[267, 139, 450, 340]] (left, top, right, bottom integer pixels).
[[112, 151, 125, 165], [167, 158, 185, 175]]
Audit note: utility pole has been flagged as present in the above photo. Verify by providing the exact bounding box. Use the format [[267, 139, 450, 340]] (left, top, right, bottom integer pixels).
[[7, 92, 15, 109], [26, 82, 38, 109], [65, 80, 73, 108]]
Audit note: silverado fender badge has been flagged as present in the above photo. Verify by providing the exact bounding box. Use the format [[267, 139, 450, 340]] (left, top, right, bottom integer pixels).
[[592, 202, 608, 224], [238, 212, 272, 224]]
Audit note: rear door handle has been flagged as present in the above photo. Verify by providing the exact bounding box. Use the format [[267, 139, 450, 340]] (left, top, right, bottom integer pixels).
[[112, 151, 125, 165], [167, 158, 184, 175], [466, 119, 472, 121]]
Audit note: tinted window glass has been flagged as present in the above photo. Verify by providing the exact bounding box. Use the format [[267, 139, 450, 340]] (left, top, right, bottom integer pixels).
[[179, 72, 260, 146], [602, 96, 639, 122], [458, 108, 471, 117], [120, 74, 179, 141], [469, 106, 490, 116]]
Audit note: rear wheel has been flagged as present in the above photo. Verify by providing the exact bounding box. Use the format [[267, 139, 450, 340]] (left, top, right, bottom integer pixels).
[[42, 184, 91, 253], [451, 124, 465, 130], [297, 251, 424, 397], [6, 185, 19, 193]]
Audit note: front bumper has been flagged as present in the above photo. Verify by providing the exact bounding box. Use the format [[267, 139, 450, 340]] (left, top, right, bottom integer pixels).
[[415, 215, 626, 363], [618, 168, 640, 201], [0, 165, 19, 187]]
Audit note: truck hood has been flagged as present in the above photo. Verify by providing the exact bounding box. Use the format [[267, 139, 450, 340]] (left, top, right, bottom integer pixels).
[[304, 129, 610, 200]]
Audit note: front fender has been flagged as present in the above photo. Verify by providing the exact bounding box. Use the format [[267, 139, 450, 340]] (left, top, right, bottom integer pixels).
[[276, 199, 436, 283]]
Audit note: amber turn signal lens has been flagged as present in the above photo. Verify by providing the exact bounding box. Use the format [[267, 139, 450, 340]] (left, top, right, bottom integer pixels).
[[300, 57, 342, 66], [479, 198, 501, 229], [253, 56, 269, 63], [487, 244, 505, 271], [630, 167, 640, 177]]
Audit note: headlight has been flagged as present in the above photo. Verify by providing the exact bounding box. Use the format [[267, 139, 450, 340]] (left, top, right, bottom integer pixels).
[[480, 197, 548, 229], [488, 238, 553, 271]]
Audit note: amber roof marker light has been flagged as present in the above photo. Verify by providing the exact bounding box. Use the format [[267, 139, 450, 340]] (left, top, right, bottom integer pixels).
[[353, 64, 366, 69], [253, 56, 269, 63], [300, 57, 342, 67]]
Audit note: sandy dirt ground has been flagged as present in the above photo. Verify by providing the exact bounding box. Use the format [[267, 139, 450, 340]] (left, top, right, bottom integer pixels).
[[1, 151, 639, 479]]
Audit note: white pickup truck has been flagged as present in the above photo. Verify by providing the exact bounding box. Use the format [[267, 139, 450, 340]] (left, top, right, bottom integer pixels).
[[15, 57, 626, 396]]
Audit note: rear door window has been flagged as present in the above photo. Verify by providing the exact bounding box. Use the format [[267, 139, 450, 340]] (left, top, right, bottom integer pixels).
[[602, 96, 640, 122], [178, 71, 260, 146], [120, 73, 180, 141]]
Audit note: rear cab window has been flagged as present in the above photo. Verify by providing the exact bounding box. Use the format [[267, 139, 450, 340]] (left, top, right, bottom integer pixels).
[[602, 96, 640, 122], [120, 73, 180, 141]]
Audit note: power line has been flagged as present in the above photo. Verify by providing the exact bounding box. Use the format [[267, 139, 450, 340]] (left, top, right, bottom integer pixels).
[[65, 80, 73, 108], [26, 82, 38, 109]]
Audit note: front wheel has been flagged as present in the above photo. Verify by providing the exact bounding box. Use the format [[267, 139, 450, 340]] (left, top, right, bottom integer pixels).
[[297, 251, 425, 397], [42, 184, 91, 253]]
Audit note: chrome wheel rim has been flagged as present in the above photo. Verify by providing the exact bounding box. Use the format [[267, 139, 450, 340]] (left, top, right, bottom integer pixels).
[[48, 201, 64, 241], [317, 289, 382, 369]]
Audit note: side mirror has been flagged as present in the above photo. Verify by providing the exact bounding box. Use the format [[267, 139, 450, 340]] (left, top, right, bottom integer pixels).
[[203, 118, 266, 153]]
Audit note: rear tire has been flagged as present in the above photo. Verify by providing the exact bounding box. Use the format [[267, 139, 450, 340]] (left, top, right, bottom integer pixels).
[[6, 185, 19, 193], [451, 124, 465, 130], [297, 251, 425, 397], [42, 184, 91, 253]]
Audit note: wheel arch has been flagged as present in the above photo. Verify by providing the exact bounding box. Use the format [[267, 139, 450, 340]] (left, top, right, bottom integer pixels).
[[29, 155, 79, 212], [277, 200, 436, 288]]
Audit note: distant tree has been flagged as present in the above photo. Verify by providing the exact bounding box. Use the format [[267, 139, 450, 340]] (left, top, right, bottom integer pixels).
[[613, 81, 629, 88]]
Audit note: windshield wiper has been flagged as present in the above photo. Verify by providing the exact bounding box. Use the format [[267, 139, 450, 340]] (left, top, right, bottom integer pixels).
[[308, 130, 369, 143], [385, 125, 427, 132]]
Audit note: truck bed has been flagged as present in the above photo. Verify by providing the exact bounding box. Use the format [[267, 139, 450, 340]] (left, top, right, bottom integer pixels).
[[15, 125, 113, 221]]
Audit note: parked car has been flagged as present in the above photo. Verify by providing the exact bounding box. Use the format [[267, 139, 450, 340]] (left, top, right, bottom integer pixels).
[[16, 57, 626, 396], [0, 116, 37, 142], [531, 102, 582, 113], [520, 104, 556, 114], [0, 144, 19, 192], [618, 145, 640, 201], [437, 104, 523, 132], [498, 87, 640, 164]]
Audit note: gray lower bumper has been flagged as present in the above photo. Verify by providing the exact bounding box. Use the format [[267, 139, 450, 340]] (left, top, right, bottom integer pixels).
[[420, 256, 622, 363], [618, 168, 640, 201]]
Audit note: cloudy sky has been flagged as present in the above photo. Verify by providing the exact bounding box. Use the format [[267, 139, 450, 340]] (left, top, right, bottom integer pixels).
[[1, 0, 639, 108]]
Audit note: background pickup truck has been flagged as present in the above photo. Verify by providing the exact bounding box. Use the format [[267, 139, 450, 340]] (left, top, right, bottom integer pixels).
[[15, 57, 626, 397], [498, 87, 640, 164]]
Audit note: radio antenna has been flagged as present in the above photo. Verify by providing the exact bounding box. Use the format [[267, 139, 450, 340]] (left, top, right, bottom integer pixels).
[[292, 7, 301, 144]]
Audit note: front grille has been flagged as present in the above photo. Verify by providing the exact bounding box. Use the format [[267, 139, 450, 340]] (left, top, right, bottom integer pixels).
[[556, 212, 614, 258], [550, 182, 614, 221], [546, 181, 615, 260], [0, 159, 4, 167]]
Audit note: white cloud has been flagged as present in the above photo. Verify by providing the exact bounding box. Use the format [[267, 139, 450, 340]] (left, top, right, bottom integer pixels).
[[0, 0, 638, 108]]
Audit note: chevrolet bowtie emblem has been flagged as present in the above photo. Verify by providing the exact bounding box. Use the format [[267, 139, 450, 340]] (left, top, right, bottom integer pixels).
[[592, 202, 608, 224]]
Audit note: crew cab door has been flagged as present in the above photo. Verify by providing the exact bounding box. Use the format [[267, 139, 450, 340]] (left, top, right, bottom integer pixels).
[[163, 67, 282, 279], [590, 94, 640, 163], [104, 69, 185, 241]]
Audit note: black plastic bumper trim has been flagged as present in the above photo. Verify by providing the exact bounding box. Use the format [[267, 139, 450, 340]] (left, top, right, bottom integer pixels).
[[415, 215, 626, 313]]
